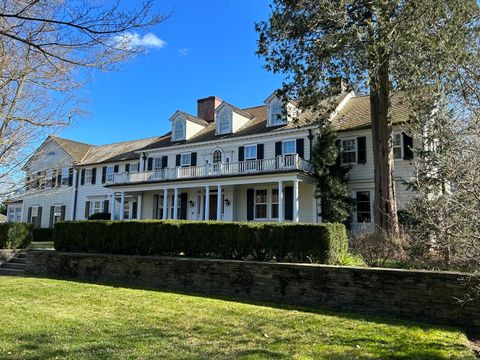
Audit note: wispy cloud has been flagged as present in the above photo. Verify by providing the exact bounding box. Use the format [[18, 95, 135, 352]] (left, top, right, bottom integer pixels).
[[113, 32, 167, 50], [178, 48, 189, 56]]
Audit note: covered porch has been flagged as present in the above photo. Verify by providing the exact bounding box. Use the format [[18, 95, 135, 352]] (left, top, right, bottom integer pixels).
[[108, 173, 319, 224]]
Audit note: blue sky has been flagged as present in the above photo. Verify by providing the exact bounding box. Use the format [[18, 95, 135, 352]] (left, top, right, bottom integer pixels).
[[59, 0, 282, 145]]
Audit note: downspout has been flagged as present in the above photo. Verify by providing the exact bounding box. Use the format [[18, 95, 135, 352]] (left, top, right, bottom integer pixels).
[[308, 129, 314, 160], [72, 167, 79, 220]]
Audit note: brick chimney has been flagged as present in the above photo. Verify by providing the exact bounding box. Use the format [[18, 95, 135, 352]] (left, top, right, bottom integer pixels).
[[197, 96, 222, 122]]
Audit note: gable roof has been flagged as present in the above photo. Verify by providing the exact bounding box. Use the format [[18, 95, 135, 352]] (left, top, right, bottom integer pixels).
[[171, 111, 210, 127], [50, 136, 93, 163]]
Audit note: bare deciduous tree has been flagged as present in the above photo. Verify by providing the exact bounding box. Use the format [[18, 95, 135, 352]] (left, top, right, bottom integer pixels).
[[0, 0, 167, 194]]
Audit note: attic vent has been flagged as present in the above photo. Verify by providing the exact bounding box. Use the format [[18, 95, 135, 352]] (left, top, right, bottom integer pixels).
[[47, 151, 56, 156]]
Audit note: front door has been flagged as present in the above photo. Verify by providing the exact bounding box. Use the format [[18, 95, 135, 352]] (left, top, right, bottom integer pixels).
[[209, 194, 217, 220]]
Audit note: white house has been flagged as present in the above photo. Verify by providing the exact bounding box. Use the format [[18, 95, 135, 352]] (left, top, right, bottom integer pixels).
[[6, 90, 415, 232]]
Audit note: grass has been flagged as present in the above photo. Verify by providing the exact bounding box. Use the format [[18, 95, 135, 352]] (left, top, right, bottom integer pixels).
[[0, 277, 475, 360], [27, 241, 54, 250]]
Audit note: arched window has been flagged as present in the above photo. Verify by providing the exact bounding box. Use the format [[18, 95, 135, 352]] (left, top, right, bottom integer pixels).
[[213, 150, 222, 164], [218, 111, 231, 134], [173, 119, 185, 141], [270, 102, 285, 126]]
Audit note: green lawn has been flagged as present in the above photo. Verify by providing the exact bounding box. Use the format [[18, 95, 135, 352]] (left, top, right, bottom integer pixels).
[[27, 241, 54, 250], [0, 277, 475, 360]]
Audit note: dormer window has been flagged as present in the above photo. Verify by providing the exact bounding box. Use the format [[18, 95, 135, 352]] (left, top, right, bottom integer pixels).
[[217, 109, 232, 135], [172, 119, 185, 141], [270, 102, 286, 126]]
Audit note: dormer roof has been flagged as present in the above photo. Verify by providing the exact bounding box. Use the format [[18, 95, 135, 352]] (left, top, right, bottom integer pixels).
[[215, 101, 256, 120], [170, 110, 210, 127]]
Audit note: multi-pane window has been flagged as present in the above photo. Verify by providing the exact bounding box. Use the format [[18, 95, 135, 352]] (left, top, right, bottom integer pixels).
[[270, 102, 285, 126], [106, 166, 114, 182], [46, 170, 53, 188], [254, 189, 268, 219], [31, 207, 39, 226], [213, 150, 222, 164], [341, 139, 357, 164], [393, 133, 402, 159], [181, 153, 191, 167], [173, 119, 185, 141], [218, 112, 230, 134], [61, 168, 69, 186], [356, 191, 371, 223], [130, 163, 139, 172], [283, 140, 296, 155], [91, 201, 101, 216], [245, 145, 257, 160], [271, 189, 279, 219], [53, 205, 63, 224], [85, 168, 93, 184]]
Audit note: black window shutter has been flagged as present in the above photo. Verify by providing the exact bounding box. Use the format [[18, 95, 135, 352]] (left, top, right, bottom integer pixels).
[[176, 154, 181, 167], [125, 164, 130, 173], [80, 169, 85, 185], [114, 165, 119, 173], [60, 205, 66, 221], [147, 158, 153, 171], [357, 136, 367, 164], [37, 207, 42, 228], [68, 168, 73, 186], [191, 152, 197, 166], [91, 168, 97, 184], [103, 200, 109, 213], [49, 206, 55, 228], [137, 162, 140, 171], [247, 189, 254, 221], [27, 207, 32, 223], [102, 166, 107, 183], [284, 186, 293, 220], [51, 170, 57, 187], [403, 132, 414, 160], [57, 171, 62, 187], [161, 156, 168, 169], [85, 201, 90, 219], [296, 138, 305, 158], [257, 144, 264, 160], [275, 141, 282, 157], [238, 146, 245, 161]]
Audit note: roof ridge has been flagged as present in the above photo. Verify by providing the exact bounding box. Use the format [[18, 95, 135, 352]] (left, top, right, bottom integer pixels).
[[90, 134, 165, 148], [49, 135, 94, 147]]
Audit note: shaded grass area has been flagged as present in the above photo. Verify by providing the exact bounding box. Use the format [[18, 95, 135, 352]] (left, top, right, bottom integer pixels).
[[27, 241, 54, 250], [0, 277, 475, 360]]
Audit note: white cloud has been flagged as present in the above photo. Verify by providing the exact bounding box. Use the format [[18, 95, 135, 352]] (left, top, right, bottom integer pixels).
[[113, 32, 166, 50], [178, 48, 189, 56]]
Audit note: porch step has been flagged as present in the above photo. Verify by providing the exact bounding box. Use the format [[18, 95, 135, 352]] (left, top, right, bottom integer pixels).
[[0, 252, 27, 276], [0, 268, 24, 276], [9, 257, 26, 264], [2, 262, 25, 271]]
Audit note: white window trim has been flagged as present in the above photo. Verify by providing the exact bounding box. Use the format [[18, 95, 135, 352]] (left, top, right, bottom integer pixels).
[[130, 163, 139, 172], [270, 188, 279, 220], [61, 168, 69, 186], [217, 111, 231, 135], [106, 166, 115, 182], [269, 102, 286, 126], [85, 168, 93, 184], [245, 144, 257, 160], [212, 149, 222, 164], [90, 200, 102, 217], [341, 138, 358, 165], [254, 188, 268, 220], [172, 119, 186, 141], [282, 139, 296, 155], [392, 132, 403, 160], [354, 190, 373, 224], [180, 152, 191, 167]]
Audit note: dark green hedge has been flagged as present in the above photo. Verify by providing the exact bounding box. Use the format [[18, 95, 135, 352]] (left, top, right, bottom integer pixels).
[[54, 220, 348, 264], [33, 228, 54, 242], [0, 223, 33, 249]]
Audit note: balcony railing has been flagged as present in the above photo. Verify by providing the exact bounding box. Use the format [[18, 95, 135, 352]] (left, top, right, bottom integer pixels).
[[111, 154, 313, 185]]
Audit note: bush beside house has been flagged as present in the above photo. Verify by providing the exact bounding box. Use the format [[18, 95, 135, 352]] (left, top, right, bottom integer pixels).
[[0, 223, 33, 249], [54, 220, 348, 264]]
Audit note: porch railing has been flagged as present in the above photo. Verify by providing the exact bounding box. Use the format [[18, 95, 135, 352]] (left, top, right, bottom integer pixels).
[[111, 154, 313, 185]]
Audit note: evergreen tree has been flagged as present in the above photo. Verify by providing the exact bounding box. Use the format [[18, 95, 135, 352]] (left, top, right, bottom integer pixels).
[[311, 122, 353, 223]]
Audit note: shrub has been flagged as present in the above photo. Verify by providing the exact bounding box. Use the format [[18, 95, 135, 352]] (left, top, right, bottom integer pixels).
[[88, 212, 111, 220], [0, 223, 33, 249], [54, 220, 348, 264], [33, 228, 54, 242]]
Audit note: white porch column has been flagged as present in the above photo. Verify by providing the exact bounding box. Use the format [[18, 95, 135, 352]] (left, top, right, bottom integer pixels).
[[173, 188, 178, 220], [119, 191, 125, 220], [278, 181, 284, 222], [111, 193, 115, 220], [21, 200, 26, 223], [137, 194, 143, 220], [6, 206, 11, 222], [70, 169, 78, 220], [216, 185, 222, 221], [204, 186, 210, 221], [293, 178, 299, 223], [162, 189, 168, 219]]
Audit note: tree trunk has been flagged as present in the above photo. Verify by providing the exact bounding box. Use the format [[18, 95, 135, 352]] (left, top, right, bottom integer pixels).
[[370, 52, 400, 236]]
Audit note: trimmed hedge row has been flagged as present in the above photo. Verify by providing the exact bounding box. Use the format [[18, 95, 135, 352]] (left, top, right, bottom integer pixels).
[[0, 223, 33, 249], [33, 228, 54, 242], [54, 220, 348, 264]]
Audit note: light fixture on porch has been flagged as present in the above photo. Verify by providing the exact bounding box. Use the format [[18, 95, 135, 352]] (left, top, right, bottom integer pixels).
[[189, 200, 195, 208], [224, 198, 230, 206]]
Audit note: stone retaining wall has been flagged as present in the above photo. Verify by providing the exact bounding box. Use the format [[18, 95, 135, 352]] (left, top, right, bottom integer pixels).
[[0, 249, 18, 266], [25, 250, 480, 329]]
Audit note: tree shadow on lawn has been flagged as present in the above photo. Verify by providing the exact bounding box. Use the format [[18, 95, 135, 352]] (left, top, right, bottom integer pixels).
[[10, 274, 476, 360]]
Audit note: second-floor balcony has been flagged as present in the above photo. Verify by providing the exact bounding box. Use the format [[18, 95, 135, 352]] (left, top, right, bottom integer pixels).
[[111, 154, 313, 185]]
